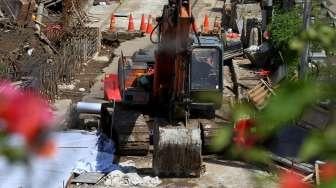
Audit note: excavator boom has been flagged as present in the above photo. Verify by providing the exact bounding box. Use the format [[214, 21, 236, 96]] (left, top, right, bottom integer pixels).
[[153, 0, 193, 109]]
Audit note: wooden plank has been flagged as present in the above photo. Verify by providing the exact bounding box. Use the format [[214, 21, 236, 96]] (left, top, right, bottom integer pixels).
[[260, 79, 276, 95]]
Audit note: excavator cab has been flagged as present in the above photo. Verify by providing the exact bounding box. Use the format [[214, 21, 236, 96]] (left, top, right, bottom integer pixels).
[[189, 36, 224, 115]]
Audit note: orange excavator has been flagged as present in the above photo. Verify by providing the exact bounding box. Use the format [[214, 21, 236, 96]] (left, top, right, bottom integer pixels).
[[75, 0, 318, 180], [101, 0, 225, 177]]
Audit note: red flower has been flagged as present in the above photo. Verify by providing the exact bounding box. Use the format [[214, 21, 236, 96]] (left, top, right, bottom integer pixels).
[[233, 119, 257, 148], [35, 139, 56, 157], [0, 81, 54, 157], [320, 162, 336, 182], [279, 170, 311, 188]]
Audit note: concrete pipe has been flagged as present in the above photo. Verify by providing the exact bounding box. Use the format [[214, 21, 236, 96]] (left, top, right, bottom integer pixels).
[[76, 102, 102, 114]]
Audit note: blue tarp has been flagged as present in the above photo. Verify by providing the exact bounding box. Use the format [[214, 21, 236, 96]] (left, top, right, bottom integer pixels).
[[0, 130, 118, 188]]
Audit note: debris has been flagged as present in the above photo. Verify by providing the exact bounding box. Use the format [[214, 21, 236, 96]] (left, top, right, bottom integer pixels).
[[103, 161, 162, 187], [246, 45, 259, 52], [27, 48, 34, 56], [58, 83, 76, 90], [104, 171, 161, 187]]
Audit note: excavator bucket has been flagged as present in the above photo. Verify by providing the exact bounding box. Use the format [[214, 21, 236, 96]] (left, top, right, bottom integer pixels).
[[153, 120, 202, 177]]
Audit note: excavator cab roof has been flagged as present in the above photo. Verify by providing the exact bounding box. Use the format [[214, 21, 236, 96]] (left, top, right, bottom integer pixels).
[[192, 35, 224, 50]]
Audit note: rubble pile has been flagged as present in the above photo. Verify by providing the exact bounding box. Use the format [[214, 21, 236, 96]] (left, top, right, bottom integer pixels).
[[103, 161, 162, 188]]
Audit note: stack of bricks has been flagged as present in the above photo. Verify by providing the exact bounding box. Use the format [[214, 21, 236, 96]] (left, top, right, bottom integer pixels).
[[0, 0, 35, 26]]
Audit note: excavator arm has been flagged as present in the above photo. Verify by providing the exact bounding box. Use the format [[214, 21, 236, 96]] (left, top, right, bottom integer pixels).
[[152, 0, 204, 177], [153, 0, 194, 119]]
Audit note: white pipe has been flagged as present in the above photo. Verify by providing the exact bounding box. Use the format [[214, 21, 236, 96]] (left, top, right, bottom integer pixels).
[[76, 102, 102, 114]]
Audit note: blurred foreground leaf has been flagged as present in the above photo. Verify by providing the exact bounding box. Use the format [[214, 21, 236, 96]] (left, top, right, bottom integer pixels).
[[320, 179, 336, 188], [300, 125, 336, 161], [243, 147, 272, 164], [256, 80, 322, 138], [211, 125, 232, 152], [0, 146, 25, 163], [299, 133, 324, 160]]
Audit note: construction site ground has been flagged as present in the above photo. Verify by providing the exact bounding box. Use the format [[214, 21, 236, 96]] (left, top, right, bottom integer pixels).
[[61, 0, 278, 187], [74, 33, 277, 188], [0, 0, 282, 187]]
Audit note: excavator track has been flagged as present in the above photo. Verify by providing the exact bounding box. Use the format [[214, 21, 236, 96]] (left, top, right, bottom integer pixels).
[[112, 105, 150, 156]]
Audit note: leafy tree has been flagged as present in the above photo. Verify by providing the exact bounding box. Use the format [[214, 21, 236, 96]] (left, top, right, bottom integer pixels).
[[270, 7, 303, 76]]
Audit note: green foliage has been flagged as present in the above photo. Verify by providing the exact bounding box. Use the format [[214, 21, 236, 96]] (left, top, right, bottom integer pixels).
[[212, 2, 336, 186], [300, 124, 336, 161], [0, 133, 26, 163], [211, 125, 232, 152], [270, 7, 303, 66], [212, 79, 335, 162], [320, 179, 336, 188], [0, 146, 25, 163], [290, 25, 336, 52], [299, 132, 325, 160], [256, 80, 324, 138]]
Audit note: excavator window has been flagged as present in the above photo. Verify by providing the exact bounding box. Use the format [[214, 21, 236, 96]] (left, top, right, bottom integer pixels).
[[191, 48, 220, 90]]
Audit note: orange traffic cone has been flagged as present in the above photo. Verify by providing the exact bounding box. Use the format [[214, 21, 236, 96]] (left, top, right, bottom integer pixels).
[[109, 13, 116, 32], [203, 14, 209, 34], [146, 14, 154, 34], [140, 14, 147, 33], [128, 13, 135, 32]]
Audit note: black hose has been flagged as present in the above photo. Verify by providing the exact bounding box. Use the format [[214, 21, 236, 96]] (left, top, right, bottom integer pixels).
[[150, 21, 161, 44]]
